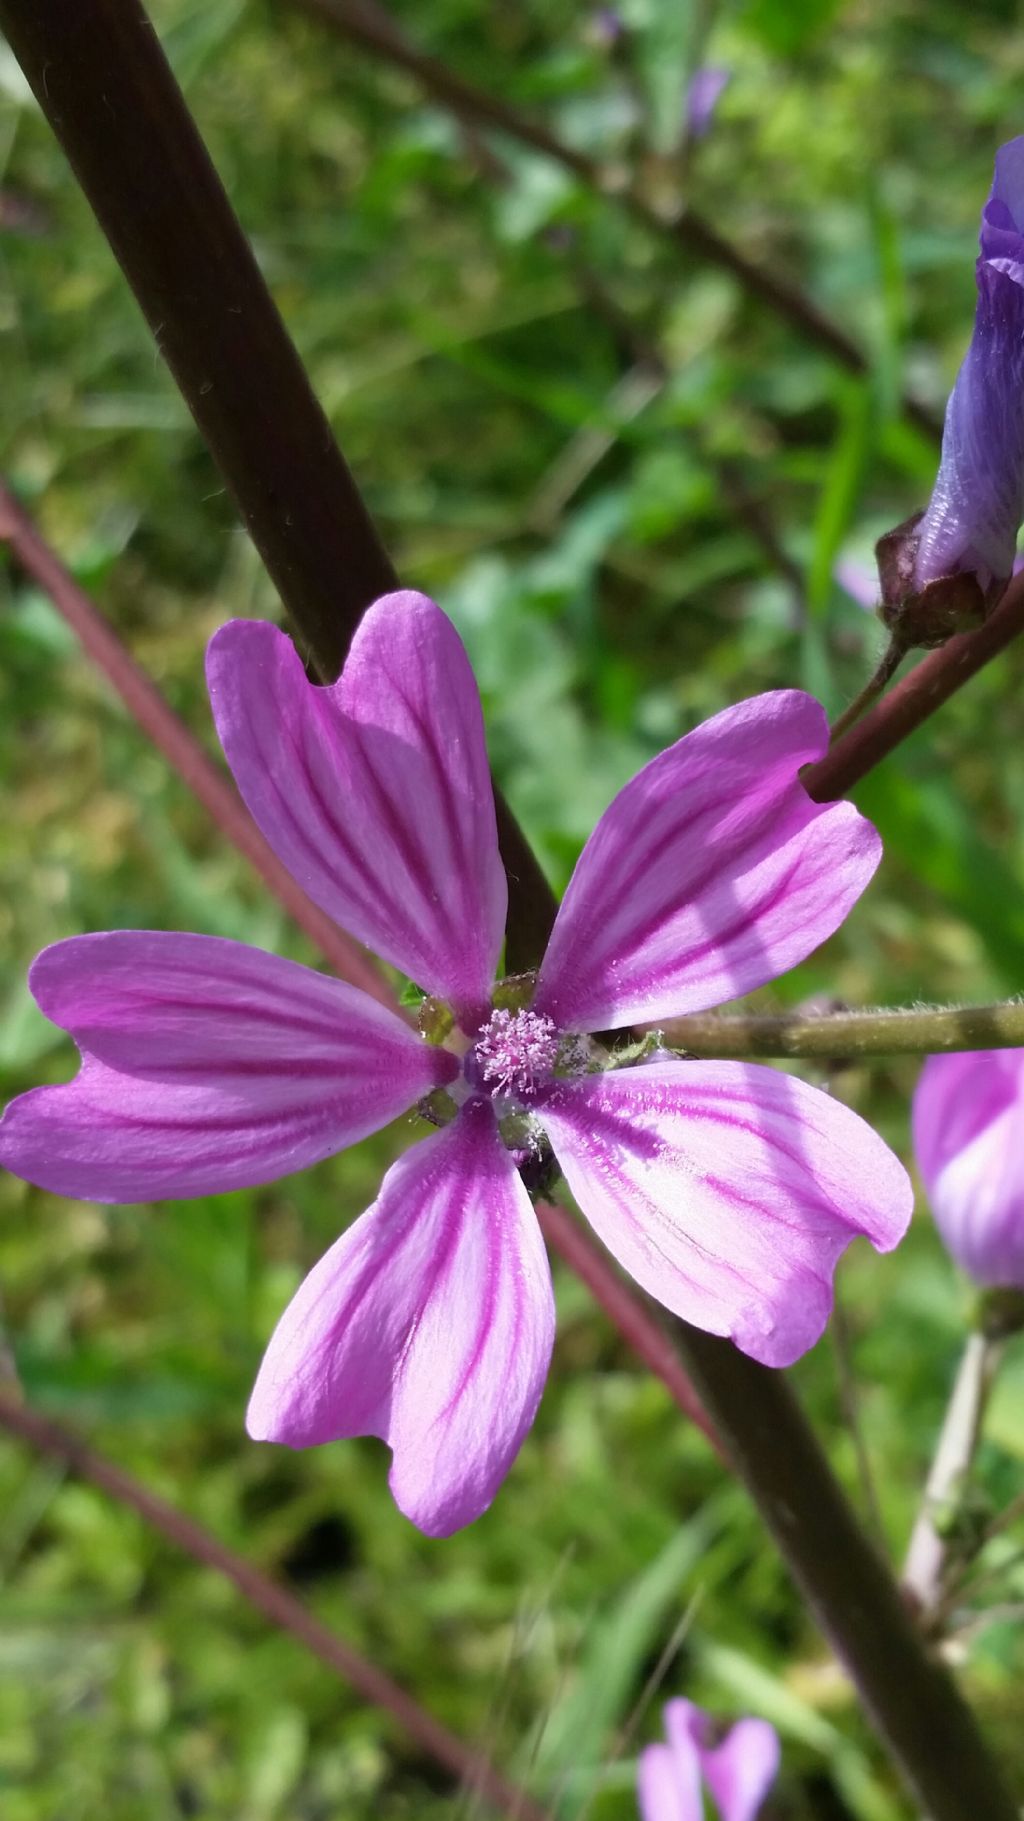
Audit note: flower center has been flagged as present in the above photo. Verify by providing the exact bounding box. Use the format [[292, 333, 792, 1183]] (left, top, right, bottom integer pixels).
[[471, 1008, 560, 1099]]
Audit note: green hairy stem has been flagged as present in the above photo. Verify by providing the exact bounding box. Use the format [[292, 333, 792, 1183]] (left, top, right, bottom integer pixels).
[[660, 999, 1024, 1059]]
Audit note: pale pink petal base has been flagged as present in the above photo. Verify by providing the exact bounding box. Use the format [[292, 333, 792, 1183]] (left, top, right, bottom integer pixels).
[[0, 932, 452, 1202], [540, 1061, 912, 1367], [247, 1098, 556, 1536], [534, 691, 881, 1032], [637, 1739, 703, 1821], [207, 596, 506, 1021]]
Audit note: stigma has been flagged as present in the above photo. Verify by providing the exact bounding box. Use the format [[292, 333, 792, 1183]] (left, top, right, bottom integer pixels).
[[471, 1008, 560, 1099]]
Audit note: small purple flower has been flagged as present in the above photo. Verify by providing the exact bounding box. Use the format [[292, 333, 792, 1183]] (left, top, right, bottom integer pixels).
[[0, 593, 912, 1534], [915, 138, 1024, 596], [685, 68, 730, 141], [589, 8, 625, 48], [914, 1050, 1024, 1289], [639, 1698, 780, 1821]]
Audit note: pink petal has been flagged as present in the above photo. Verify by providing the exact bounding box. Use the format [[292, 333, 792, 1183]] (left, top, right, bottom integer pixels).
[[913, 1051, 1024, 1288], [539, 1061, 911, 1367], [700, 1718, 780, 1821], [0, 932, 452, 1203], [247, 1098, 555, 1536], [663, 1697, 711, 1753], [638, 1741, 703, 1821], [207, 595, 506, 1023], [912, 1049, 1020, 1185], [533, 692, 880, 1032]]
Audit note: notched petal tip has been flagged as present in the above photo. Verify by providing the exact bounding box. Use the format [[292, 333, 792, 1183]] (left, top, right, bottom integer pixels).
[[205, 615, 288, 693], [541, 1061, 911, 1372], [206, 597, 506, 1015], [703, 1716, 782, 1821], [3, 932, 444, 1204], [246, 1105, 555, 1536], [534, 690, 881, 1032]]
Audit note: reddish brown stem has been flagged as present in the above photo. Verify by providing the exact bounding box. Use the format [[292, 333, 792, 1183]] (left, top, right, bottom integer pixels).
[[0, 5, 397, 660], [806, 572, 1024, 802], [0, 1392, 548, 1821], [0, 485, 390, 1009]]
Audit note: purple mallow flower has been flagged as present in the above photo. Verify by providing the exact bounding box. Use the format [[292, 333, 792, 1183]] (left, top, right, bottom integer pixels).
[[685, 68, 730, 141], [639, 1698, 780, 1821], [915, 138, 1024, 597], [914, 1050, 1024, 1289], [0, 593, 911, 1534]]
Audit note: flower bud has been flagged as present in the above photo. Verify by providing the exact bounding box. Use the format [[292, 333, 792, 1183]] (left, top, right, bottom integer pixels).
[[875, 513, 989, 649], [915, 140, 1024, 600], [869, 141, 1024, 649], [912, 1050, 1024, 1290]]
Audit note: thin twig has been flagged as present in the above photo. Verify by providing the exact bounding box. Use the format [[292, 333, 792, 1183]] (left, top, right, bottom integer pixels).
[[536, 1200, 723, 1457], [526, 363, 664, 529], [0, 1393, 549, 1821], [528, 253, 808, 617], [0, 484, 392, 1008], [974, 1485, 1024, 1553], [830, 1290, 885, 1547], [573, 1592, 703, 1821], [288, 0, 942, 442], [715, 457, 808, 627], [0, 1286, 24, 1402], [827, 636, 908, 745], [947, 1601, 1024, 1646], [902, 1333, 1001, 1623], [938, 1544, 1024, 1624]]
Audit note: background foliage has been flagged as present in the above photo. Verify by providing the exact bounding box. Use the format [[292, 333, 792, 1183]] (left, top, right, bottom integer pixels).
[[2, 0, 1024, 1814]]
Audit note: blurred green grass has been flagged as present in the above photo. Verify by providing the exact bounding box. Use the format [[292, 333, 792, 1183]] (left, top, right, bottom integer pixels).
[[2, 0, 1024, 1814]]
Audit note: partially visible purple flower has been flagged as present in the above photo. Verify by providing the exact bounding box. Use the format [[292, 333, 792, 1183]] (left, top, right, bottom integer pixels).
[[686, 68, 730, 141], [835, 556, 878, 612], [914, 1050, 1024, 1289], [639, 1698, 780, 1821], [0, 594, 912, 1534], [589, 8, 625, 47], [915, 138, 1024, 596]]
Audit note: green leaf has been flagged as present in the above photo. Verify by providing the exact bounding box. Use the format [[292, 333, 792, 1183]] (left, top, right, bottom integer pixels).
[[533, 1498, 725, 1809]]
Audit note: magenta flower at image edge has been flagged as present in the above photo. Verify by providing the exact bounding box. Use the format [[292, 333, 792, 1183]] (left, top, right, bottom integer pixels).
[[914, 1050, 1024, 1289], [639, 1698, 780, 1821], [0, 593, 912, 1536]]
